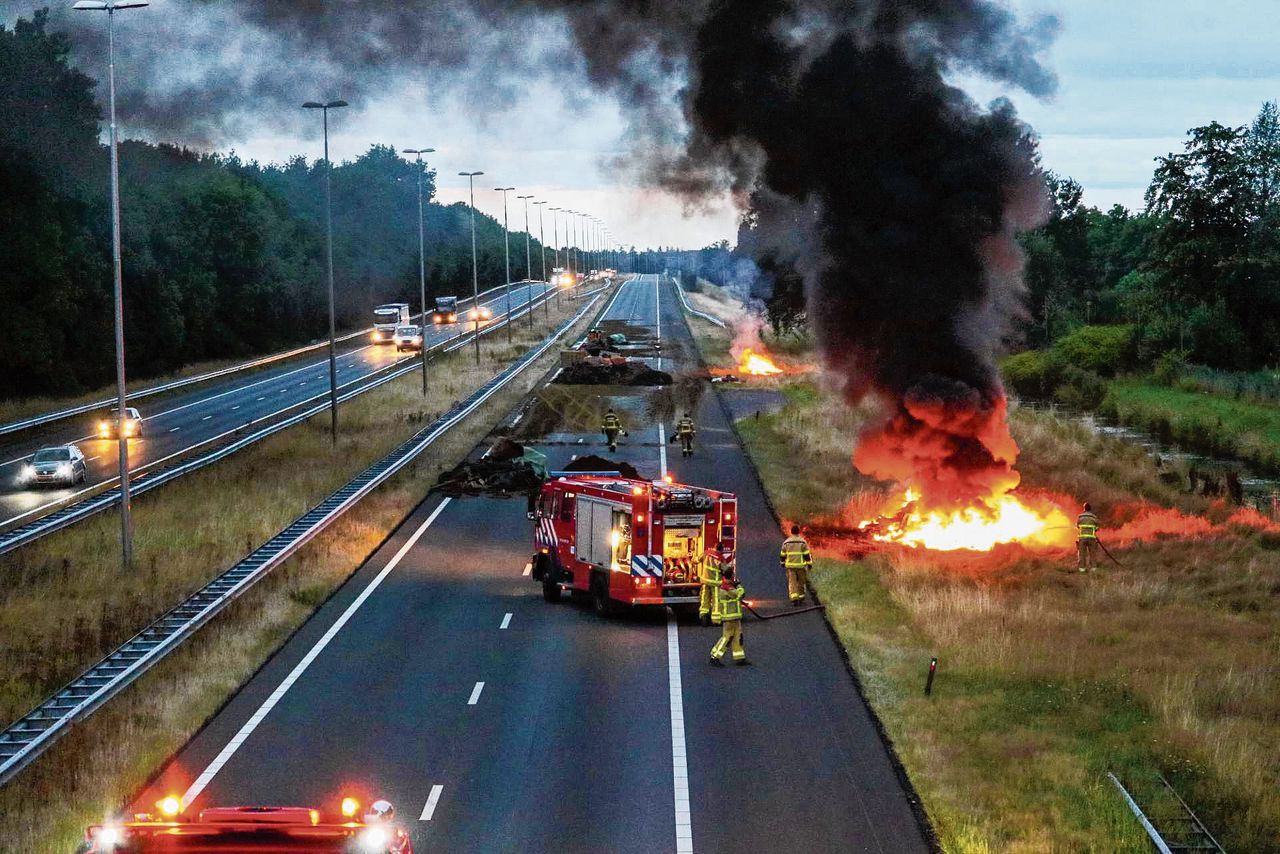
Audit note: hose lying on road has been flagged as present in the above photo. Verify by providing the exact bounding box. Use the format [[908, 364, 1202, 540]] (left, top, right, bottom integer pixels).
[[744, 601, 826, 620]]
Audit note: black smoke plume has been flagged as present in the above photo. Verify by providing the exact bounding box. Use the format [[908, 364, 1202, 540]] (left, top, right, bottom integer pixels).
[[12, 0, 1058, 503]]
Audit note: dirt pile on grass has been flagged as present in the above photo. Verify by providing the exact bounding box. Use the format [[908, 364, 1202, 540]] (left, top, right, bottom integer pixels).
[[557, 361, 672, 385]]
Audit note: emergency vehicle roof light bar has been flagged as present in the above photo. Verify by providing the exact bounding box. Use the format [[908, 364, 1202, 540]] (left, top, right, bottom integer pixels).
[[549, 470, 623, 477]]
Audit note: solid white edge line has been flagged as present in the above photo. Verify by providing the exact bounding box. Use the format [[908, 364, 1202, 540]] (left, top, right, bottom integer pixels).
[[467, 681, 485, 705], [500, 612, 512, 629], [420, 784, 444, 821], [657, 411, 692, 852], [180, 497, 452, 808]]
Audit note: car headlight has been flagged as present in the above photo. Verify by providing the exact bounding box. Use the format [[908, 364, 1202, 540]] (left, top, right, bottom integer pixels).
[[58, 463, 72, 475], [20, 464, 34, 481], [358, 827, 390, 852]]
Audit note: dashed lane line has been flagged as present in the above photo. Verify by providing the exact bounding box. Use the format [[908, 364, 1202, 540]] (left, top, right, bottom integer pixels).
[[500, 613, 512, 630], [420, 785, 444, 821], [467, 682, 485, 705]]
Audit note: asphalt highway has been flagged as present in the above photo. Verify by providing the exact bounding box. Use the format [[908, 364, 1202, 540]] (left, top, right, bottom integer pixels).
[[134, 275, 929, 852], [0, 284, 548, 533]]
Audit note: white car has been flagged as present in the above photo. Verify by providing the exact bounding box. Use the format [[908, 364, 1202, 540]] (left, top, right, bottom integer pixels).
[[21, 445, 87, 487], [393, 325, 424, 352]]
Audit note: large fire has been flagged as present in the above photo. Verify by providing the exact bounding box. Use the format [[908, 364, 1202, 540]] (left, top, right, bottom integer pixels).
[[739, 347, 784, 376], [854, 390, 1075, 552]]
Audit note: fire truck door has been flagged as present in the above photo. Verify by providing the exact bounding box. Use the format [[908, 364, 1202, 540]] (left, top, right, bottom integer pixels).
[[575, 498, 631, 570]]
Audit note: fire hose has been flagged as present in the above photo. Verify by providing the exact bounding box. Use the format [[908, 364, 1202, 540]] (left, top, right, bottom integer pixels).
[[1095, 537, 1125, 568], [743, 600, 826, 620]]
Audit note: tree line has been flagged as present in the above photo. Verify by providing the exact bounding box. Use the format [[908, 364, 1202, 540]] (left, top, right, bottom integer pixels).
[[0, 12, 562, 399]]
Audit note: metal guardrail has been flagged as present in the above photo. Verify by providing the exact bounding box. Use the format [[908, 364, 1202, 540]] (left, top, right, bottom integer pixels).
[[1108, 772, 1225, 853], [0, 285, 607, 787], [0, 282, 528, 438], [670, 275, 728, 328], [0, 286, 562, 557]]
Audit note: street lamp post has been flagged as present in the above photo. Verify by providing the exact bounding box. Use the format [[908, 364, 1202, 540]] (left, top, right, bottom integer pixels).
[[302, 98, 349, 445], [533, 200, 549, 319], [74, 0, 148, 571], [459, 171, 485, 364], [517, 194, 535, 327], [494, 186, 515, 342], [549, 206, 562, 309], [404, 147, 435, 396], [567, 210, 579, 299]]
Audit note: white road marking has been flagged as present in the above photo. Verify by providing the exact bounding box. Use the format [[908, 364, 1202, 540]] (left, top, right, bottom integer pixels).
[[85, 455, 100, 462], [500, 612, 512, 629], [256, 396, 265, 402], [169, 427, 181, 433], [181, 498, 451, 807], [201, 415, 212, 421], [659, 415, 692, 853], [522, 561, 532, 576], [419, 785, 444, 821], [467, 681, 485, 705], [231, 405, 240, 410]]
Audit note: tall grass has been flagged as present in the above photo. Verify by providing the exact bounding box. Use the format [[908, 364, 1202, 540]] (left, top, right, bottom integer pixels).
[[0, 295, 601, 853]]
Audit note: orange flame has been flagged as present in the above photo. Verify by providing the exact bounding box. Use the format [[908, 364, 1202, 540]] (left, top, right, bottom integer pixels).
[[861, 487, 1073, 551], [739, 347, 784, 376]]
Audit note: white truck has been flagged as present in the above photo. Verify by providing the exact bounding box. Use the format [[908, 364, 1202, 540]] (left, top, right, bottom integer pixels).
[[372, 303, 410, 344]]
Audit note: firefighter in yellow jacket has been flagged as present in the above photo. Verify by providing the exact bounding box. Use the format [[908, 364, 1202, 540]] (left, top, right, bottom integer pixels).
[[675, 412, 696, 458], [1077, 502, 1100, 572], [710, 563, 748, 666], [699, 541, 728, 626], [601, 408, 625, 452], [780, 525, 813, 605]]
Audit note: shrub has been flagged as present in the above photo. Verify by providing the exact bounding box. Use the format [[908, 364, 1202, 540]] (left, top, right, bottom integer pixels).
[[1002, 350, 1059, 398], [1053, 364, 1107, 409], [1152, 349, 1189, 386], [1052, 324, 1136, 376]]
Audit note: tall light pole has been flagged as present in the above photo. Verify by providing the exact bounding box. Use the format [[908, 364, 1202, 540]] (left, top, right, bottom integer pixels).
[[494, 186, 515, 342], [517, 194, 535, 328], [549, 206, 563, 309], [404, 147, 435, 396], [74, 0, 148, 571], [459, 171, 484, 364], [302, 99, 348, 445], [533, 200, 549, 318]]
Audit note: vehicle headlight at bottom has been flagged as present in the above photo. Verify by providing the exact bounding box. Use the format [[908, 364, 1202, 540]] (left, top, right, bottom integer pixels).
[[358, 827, 389, 852], [58, 463, 72, 476], [20, 464, 34, 482]]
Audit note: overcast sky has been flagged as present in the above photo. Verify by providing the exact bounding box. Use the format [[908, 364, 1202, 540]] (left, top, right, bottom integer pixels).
[[11, 1, 1280, 246]]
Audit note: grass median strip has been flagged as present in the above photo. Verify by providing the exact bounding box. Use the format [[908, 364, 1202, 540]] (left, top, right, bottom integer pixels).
[[0, 287, 605, 852], [681, 285, 1279, 852]]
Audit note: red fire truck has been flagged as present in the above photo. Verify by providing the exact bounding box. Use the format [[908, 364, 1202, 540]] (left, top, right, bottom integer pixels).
[[531, 473, 737, 615]]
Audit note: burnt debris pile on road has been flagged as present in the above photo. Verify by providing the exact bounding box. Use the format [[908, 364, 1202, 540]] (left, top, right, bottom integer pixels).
[[434, 438, 547, 498], [556, 359, 673, 386], [563, 455, 641, 479]]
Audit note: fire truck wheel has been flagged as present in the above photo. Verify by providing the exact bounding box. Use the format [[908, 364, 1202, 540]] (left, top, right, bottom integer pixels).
[[591, 573, 618, 617], [542, 572, 562, 603]]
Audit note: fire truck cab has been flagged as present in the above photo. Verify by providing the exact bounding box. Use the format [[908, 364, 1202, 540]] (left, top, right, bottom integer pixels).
[[531, 473, 737, 615]]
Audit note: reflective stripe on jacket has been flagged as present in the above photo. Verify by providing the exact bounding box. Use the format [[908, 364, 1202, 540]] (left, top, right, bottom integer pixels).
[[780, 536, 812, 568], [676, 418, 696, 437], [1077, 512, 1099, 540], [717, 583, 745, 621], [702, 555, 722, 586], [602, 414, 622, 431]]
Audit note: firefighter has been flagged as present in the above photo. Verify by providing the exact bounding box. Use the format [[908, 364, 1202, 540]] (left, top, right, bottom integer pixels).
[[710, 562, 748, 665], [699, 541, 728, 626], [601, 408, 625, 452], [780, 524, 813, 605], [1077, 502, 1100, 572], [674, 412, 697, 458]]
